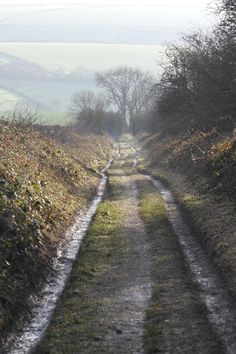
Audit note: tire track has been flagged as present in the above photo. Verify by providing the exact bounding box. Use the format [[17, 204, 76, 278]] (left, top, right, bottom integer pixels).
[[145, 174, 236, 354]]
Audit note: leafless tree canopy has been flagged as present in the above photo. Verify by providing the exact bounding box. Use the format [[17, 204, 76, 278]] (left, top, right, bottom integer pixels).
[[95, 66, 154, 133], [69, 90, 123, 136], [70, 90, 108, 115]]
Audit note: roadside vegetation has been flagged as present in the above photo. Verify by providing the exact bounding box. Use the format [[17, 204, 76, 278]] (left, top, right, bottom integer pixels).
[[150, 0, 235, 136], [0, 120, 113, 342], [134, 0, 236, 302], [137, 132, 236, 302], [68, 66, 155, 137]]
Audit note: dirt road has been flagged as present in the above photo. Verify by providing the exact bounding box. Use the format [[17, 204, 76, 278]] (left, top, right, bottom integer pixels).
[[33, 141, 236, 353]]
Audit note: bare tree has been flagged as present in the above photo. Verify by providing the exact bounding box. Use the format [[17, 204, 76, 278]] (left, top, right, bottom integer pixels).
[[96, 66, 154, 134], [127, 72, 155, 133], [69, 90, 110, 133], [70, 90, 96, 115]]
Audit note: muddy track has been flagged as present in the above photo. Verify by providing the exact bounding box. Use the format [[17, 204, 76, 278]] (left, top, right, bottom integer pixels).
[[5, 140, 236, 353], [115, 142, 236, 353]]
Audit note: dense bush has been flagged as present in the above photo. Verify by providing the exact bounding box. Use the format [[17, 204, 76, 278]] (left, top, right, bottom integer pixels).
[[152, 0, 236, 136]]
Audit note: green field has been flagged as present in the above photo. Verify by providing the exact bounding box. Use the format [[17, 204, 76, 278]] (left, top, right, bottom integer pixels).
[[40, 112, 72, 125], [0, 42, 163, 73]]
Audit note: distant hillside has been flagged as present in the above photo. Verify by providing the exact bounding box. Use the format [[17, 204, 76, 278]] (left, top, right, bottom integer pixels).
[[0, 51, 93, 82], [0, 50, 95, 113]]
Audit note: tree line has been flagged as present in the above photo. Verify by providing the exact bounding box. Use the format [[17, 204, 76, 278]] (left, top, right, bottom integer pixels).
[[70, 0, 235, 137]]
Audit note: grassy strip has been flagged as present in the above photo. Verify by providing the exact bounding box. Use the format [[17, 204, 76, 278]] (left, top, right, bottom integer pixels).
[[36, 197, 123, 353], [137, 179, 221, 354]]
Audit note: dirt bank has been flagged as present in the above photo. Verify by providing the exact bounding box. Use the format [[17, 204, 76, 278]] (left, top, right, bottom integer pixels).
[[0, 122, 114, 344]]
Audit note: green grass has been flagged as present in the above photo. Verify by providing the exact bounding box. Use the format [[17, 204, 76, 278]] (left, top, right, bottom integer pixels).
[[0, 89, 18, 106]]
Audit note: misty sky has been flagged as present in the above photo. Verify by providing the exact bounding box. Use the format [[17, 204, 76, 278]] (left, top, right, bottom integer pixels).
[[0, 0, 215, 44]]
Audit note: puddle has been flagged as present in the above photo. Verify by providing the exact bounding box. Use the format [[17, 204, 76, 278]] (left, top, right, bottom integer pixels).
[[146, 175, 236, 354], [4, 159, 113, 354]]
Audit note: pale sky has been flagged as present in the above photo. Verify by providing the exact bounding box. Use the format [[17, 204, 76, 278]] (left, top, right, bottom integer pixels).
[[0, 0, 211, 5], [0, 0, 214, 27], [0, 0, 216, 44]]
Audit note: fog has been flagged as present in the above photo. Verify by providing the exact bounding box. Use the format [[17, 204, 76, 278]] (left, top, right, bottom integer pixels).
[[0, 0, 215, 122]]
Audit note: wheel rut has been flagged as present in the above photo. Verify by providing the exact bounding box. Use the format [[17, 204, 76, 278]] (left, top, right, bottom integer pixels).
[[18, 140, 236, 353]]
